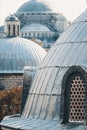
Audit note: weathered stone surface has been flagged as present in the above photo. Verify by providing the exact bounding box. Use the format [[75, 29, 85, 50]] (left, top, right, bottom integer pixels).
[[0, 74, 23, 90]]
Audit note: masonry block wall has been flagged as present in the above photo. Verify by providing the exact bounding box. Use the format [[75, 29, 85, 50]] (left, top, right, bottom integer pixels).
[[0, 74, 23, 90]]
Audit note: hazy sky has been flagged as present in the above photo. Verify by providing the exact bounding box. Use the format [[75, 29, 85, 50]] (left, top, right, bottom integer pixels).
[[0, 0, 87, 25]]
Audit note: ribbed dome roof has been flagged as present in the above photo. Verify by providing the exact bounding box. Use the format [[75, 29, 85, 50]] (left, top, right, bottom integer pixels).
[[0, 37, 46, 73], [17, 0, 52, 12], [21, 9, 87, 125], [5, 15, 19, 22], [21, 23, 51, 32], [41, 9, 87, 67]]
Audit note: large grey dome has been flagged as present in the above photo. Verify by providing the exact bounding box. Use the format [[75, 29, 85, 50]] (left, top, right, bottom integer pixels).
[[17, 0, 52, 12], [0, 37, 46, 73]]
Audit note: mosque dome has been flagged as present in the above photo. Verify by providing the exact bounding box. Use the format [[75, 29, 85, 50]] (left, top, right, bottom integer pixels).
[[17, 0, 52, 12], [21, 23, 51, 32], [5, 15, 19, 22], [0, 37, 46, 73]]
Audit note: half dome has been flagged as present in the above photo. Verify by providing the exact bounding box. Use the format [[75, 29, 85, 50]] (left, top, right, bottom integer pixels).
[[0, 37, 46, 73], [17, 0, 52, 12]]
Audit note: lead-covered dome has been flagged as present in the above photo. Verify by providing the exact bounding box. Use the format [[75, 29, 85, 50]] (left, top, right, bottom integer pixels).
[[21, 23, 51, 32], [0, 37, 46, 72], [5, 15, 19, 22], [17, 0, 52, 12]]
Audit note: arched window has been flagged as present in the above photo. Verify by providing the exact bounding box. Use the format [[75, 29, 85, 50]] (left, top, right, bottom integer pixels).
[[60, 66, 87, 124], [17, 25, 19, 36], [33, 33, 35, 37], [13, 25, 15, 36], [8, 25, 10, 36], [25, 33, 27, 37], [29, 33, 31, 37]]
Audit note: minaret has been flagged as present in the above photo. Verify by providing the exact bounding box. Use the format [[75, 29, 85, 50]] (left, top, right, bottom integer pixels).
[[4, 14, 20, 37]]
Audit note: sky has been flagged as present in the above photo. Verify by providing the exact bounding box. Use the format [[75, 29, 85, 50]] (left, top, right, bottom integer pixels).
[[0, 0, 87, 26]]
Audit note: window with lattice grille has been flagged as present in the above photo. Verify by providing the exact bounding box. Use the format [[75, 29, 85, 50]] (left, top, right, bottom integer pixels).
[[63, 72, 86, 123], [69, 76, 85, 122]]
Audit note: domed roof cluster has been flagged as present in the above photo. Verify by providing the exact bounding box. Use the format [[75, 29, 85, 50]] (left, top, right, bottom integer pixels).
[[0, 3, 87, 130], [0, 37, 46, 73], [1, 8, 87, 130], [5, 15, 19, 22], [17, 0, 52, 12]]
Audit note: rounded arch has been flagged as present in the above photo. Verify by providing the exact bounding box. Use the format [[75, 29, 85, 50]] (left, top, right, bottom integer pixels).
[[60, 66, 87, 124]]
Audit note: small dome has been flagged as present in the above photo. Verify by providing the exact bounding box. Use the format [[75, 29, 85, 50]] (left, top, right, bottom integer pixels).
[[5, 15, 19, 22], [0, 37, 46, 72], [17, 0, 52, 12], [21, 23, 51, 32]]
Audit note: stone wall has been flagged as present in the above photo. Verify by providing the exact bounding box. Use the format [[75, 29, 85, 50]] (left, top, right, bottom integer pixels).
[[0, 86, 23, 121], [0, 74, 23, 90]]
